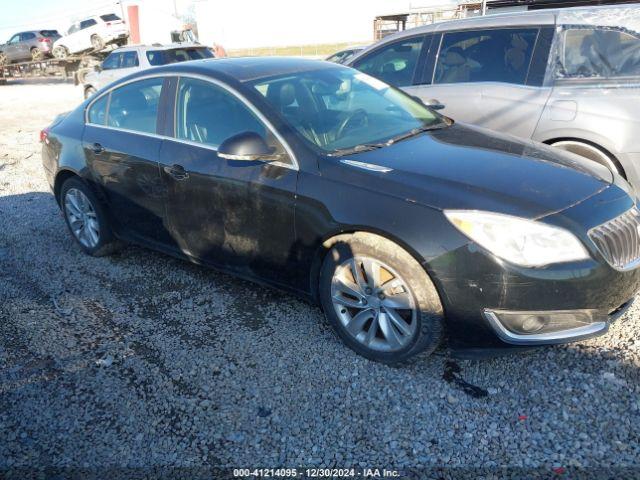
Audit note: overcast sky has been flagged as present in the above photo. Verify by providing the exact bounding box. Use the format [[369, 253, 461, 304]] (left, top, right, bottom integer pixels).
[[0, 0, 194, 40]]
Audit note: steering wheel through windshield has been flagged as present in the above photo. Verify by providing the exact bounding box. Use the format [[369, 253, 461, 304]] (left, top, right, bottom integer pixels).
[[336, 108, 369, 140]]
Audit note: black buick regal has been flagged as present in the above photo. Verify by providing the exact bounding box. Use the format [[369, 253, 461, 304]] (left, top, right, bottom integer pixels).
[[42, 57, 640, 363]]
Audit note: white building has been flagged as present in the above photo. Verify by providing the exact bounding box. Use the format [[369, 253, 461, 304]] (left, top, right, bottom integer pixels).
[[194, 0, 460, 50], [120, 0, 187, 45]]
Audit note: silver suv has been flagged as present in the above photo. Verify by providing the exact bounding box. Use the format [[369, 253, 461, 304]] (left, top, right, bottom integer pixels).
[[348, 5, 640, 188], [0, 30, 61, 64], [83, 44, 214, 98]]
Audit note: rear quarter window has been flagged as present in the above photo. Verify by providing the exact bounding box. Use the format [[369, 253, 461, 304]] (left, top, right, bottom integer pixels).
[[558, 27, 640, 79], [87, 94, 109, 125]]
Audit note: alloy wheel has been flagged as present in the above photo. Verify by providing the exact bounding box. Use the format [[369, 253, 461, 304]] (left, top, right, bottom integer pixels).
[[331, 256, 418, 352], [0, 53, 7, 66], [53, 46, 68, 59], [91, 35, 104, 51], [31, 48, 43, 61], [64, 188, 100, 248]]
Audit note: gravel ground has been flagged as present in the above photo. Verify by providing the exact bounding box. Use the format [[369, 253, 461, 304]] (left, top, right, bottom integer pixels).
[[0, 79, 639, 478]]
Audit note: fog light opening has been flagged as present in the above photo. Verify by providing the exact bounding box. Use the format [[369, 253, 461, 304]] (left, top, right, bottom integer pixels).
[[521, 315, 549, 333]]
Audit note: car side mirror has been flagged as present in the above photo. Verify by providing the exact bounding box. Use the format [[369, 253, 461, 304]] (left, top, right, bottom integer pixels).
[[218, 131, 283, 162], [424, 98, 445, 110], [94, 65, 101, 72]]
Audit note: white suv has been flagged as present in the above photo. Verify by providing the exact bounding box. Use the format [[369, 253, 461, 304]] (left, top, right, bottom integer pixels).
[[53, 14, 129, 58]]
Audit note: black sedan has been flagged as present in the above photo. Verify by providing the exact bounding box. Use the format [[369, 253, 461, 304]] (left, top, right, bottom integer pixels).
[[41, 57, 640, 363]]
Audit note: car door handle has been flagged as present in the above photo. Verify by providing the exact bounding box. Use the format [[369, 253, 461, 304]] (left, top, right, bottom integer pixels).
[[163, 164, 189, 180], [90, 143, 105, 154]]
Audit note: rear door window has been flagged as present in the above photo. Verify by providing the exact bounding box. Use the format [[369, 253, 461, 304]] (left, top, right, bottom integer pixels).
[[558, 27, 640, 79], [352, 36, 425, 87], [80, 19, 97, 30], [21, 32, 36, 41], [434, 28, 538, 85], [40, 30, 60, 37], [107, 77, 164, 134], [121, 51, 139, 68]]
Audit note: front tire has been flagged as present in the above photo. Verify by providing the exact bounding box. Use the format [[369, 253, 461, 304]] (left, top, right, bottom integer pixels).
[[0, 52, 8, 66], [319, 233, 444, 364], [60, 177, 120, 257], [52, 46, 68, 59]]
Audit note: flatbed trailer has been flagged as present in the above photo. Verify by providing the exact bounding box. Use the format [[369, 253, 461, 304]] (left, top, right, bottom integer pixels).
[[0, 50, 110, 85]]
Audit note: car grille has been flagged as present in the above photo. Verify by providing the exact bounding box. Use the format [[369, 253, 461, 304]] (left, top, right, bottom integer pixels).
[[588, 206, 640, 270]]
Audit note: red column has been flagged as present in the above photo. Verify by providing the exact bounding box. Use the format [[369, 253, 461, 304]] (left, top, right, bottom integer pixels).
[[127, 5, 140, 44]]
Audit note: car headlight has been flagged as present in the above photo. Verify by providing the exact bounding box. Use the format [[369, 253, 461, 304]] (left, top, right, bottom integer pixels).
[[444, 210, 590, 267]]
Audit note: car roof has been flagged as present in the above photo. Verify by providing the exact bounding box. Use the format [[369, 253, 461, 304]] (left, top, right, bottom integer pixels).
[[127, 43, 209, 52], [125, 56, 343, 84]]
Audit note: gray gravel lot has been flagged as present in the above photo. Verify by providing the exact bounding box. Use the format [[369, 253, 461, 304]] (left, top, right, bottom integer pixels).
[[0, 79, 639, 477]]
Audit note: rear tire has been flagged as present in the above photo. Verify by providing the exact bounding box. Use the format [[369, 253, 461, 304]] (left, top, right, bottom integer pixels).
[[319, 233, 444, 364], [60, 177, 120, 257], [91, 35, 105, 51], [84, 86, 97, 99]]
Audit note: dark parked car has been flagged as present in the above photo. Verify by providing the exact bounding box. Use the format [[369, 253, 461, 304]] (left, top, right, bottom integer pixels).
[[41, 58, 640, 362], [0, 30, 61, 64], [326, 45, 365, 64]]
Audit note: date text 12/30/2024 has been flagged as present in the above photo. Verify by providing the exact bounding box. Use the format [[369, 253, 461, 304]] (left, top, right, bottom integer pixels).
[[233, 468, 400, 478]]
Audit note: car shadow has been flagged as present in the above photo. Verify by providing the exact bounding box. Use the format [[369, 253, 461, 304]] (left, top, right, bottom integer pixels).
[[0, 77, 75, 87], [1, 190, 638, 471]]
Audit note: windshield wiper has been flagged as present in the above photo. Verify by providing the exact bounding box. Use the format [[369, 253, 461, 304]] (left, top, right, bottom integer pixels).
[[384, 122, 449, 146], [327, 121, 451, 157], [327, 143, 385, 157]]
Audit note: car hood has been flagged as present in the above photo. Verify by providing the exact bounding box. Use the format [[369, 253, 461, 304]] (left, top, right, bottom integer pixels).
[[84, 71, 99, 84], [324, 123, 616, 218]]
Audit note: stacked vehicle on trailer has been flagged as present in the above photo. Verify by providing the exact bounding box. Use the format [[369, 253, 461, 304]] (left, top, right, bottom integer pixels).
[[0, 13, 129, 84]]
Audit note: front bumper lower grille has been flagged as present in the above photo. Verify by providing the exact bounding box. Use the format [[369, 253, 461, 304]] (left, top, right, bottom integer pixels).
[[588, 206, 640, 270]]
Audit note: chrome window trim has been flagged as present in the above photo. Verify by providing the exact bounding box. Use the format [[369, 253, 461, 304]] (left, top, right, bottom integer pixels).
[[84, 72, 299, 171]]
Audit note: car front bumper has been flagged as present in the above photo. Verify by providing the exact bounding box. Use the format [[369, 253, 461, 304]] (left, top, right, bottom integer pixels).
[[482, 297, 634, 345], [427, 185, 640, 352]]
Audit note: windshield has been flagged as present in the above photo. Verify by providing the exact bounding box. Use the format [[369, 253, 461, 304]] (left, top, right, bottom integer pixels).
[[146, 48, 213, 66], [249, 68, 442, 153]]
